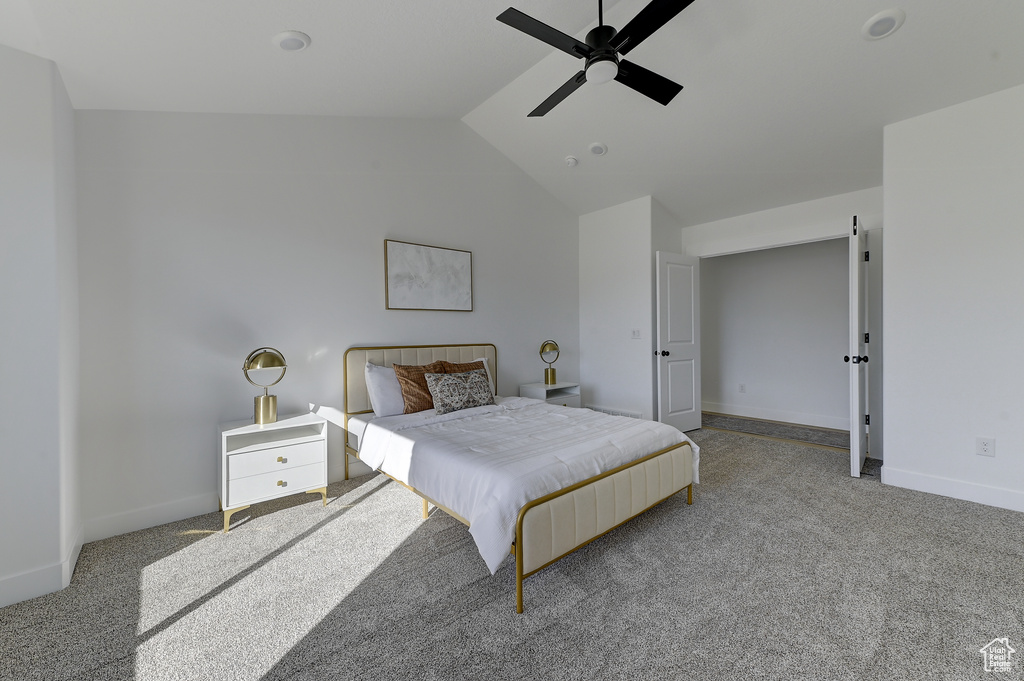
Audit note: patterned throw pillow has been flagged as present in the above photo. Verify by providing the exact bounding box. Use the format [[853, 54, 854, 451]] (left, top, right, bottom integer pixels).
[[439, 359, 494, 395], [393, 360, 447, 414], [424, 369, 495, 415]]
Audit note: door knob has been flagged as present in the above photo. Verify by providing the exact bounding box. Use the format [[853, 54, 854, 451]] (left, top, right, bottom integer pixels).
[[844, 355, 869, 364]]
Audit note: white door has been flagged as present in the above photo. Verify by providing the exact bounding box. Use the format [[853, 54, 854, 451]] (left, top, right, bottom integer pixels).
[[866, 228, 883, 460], [656, 251, 701, 432], [848, 216, 869, 476]]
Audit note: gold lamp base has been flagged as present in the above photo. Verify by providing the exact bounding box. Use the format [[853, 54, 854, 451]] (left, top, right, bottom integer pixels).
[[544, 368, 557, 385], [254, 394, 277, 424]]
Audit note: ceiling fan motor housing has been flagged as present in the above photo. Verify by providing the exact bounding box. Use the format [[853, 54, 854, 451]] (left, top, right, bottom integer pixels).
[[586, 24, 617, 50], [585, 25, 619, 82]]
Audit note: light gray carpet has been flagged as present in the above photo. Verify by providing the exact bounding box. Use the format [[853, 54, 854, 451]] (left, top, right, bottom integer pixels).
[[3, 430, 1023, 680], [701, 412, 850, 449]]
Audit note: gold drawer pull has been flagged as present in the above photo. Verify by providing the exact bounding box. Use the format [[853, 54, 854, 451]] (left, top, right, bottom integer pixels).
[[277, 456, 288, 463], [277, 480, 287, 487]]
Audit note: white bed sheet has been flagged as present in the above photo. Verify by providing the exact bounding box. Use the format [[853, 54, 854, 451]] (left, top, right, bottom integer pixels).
[[345, 413, 374, 451], [357, 396, 699, 573]]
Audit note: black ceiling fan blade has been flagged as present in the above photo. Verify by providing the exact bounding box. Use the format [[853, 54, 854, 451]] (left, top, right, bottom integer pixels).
[[529, 70, 587, 117], [610, 0, 697, 56], [614, 60, 683, 105], [498, 8, 593, 60]]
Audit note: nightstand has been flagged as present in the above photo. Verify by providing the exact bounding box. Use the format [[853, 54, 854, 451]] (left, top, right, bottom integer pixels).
[[218, 412, 328, 532], [519, 382, 582, 408]]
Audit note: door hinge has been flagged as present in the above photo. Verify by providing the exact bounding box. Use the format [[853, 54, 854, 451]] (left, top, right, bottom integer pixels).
[[865, 415, 870, 426], [864, 332, 869, 344], [864, 251, 870, 262]]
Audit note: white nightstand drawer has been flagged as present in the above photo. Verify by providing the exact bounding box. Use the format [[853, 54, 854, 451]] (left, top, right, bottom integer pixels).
[[227, 462, 325, 507], [227, 440, 325, 480]]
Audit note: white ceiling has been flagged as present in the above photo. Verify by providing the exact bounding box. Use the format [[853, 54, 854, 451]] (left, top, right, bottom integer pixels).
[[4, 0, 1024, 226]]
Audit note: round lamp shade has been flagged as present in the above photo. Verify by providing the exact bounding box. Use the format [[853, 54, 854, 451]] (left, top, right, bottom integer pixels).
[[539, 340, 559, 365], [540, 340, 559, 385], [243, 347, 287, 389]]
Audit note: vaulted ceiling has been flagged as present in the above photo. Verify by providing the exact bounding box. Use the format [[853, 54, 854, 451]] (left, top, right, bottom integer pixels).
[[4, 0, 1023, 226]]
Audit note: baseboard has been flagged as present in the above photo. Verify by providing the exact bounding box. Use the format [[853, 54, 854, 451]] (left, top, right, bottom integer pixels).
[[0, 564, 64, 609], [0, 527, 82, 609], [87, 459, 373, 543], [63, 524, 83, 586], [702, 402, 849, 431], [85, 491, 217, 543], [882, 465, 1024, 513]]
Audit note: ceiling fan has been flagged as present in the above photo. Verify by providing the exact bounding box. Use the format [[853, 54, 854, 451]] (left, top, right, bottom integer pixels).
[[497, 0, 695, 117]]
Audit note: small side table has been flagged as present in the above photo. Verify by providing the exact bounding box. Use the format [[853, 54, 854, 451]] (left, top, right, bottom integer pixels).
[[519, 382, 582, 408], [218, 413, 328, 532]]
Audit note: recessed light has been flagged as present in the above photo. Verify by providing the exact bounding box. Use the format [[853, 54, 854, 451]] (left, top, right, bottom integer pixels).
[[862, 9, 905, 40], [589, 142, 608, 156], [273, 30, 311, 52]]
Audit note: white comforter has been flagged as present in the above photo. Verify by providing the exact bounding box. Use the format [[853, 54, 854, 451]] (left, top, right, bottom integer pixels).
[[357, 396, 700, 574]]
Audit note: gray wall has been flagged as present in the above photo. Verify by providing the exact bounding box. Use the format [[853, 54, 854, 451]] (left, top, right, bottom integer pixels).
[[882, 83, 1024, 510], [0, 45, 81, 608], [75, 111, 579, 541]]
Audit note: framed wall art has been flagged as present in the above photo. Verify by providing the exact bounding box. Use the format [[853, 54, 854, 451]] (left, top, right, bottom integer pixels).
[[384, 239, 473, 311]]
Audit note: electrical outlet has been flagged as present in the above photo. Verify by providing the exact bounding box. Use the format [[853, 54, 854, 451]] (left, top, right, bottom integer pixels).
[[631, 329, 642, 339], [739, 384, 746, 394], [976, 437, 995, 457]]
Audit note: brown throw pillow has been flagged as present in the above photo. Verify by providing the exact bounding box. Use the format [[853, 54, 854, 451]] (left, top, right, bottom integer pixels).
[[440, 360, 485, 374], [393, 361, 447, 414]]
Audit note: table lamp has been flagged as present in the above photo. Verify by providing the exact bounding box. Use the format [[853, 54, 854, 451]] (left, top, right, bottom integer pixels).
[[243, 347, 287, 424], [539, 340, 559, 385]]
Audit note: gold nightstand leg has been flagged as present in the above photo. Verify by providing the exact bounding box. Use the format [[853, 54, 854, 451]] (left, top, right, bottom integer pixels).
[[223, 505, 250, 533], [306, 487, 328, 506], [422, 498, 429, 519]]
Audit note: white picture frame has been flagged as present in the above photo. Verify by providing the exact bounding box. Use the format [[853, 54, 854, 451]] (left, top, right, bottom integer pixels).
[[385, 239, 473, 311]]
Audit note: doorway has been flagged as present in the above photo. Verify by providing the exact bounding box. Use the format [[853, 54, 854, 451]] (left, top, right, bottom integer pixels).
[[699, 233, 882, 461]]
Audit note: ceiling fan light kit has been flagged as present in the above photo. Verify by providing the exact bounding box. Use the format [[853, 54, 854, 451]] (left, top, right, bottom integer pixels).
[[497, 0, 693, 117], [586, 57, 619, 84]]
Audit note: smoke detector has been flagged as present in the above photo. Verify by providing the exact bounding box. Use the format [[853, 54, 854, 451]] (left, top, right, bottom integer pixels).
[[862, 9, 905, 40], [274, 31, 311, 51]]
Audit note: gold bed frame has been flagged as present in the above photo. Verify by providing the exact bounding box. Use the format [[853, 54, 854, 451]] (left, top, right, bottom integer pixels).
[[343, 343, 693, 613]]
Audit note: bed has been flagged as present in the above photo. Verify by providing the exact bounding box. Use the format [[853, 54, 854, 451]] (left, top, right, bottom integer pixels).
[[343, 343, 698, 613]]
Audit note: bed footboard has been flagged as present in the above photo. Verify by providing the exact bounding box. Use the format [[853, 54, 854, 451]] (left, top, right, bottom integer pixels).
[[514, 441, 693, 613]]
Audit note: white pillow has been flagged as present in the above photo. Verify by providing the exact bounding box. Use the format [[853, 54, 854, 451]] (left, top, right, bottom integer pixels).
[[364, 362, 405, 417], [473, 357, 497, 395]]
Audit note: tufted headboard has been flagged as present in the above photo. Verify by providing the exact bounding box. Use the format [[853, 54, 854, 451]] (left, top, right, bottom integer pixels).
[[343, 343, 498, 416]]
